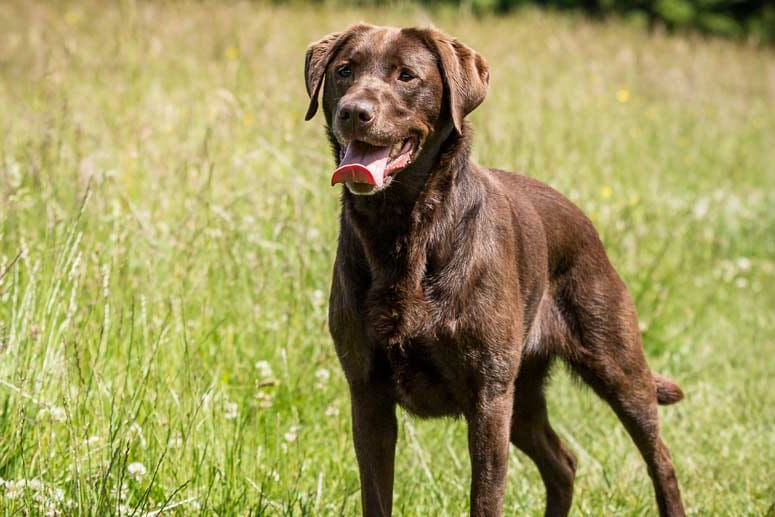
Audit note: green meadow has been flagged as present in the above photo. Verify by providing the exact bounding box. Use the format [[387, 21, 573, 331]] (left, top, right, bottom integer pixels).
[[1, 1, 774, 514]]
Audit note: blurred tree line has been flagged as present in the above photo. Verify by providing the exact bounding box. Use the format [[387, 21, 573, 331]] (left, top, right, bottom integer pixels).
[[462, 0, 775, 41], [332, 0, 775, 41]]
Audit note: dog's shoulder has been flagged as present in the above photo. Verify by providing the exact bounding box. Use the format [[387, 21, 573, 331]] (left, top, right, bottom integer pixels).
[[487, 169, 594, 226], [485, 167, 607, 273]]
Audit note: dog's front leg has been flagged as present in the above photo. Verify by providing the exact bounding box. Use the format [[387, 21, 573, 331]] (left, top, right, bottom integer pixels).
[[350, 381, 398, 517], [466, 386, 515, 517]]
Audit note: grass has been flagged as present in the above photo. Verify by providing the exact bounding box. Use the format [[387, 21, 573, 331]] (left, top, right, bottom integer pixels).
[[1, 1, 774, 515]]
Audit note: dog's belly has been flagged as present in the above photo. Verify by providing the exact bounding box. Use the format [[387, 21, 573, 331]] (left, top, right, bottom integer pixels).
[[386, 341, 463, 418]]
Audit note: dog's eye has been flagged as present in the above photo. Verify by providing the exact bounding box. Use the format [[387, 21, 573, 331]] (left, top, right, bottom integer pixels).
[[398, 70, 416, 82], [337, 65, 352, 78]]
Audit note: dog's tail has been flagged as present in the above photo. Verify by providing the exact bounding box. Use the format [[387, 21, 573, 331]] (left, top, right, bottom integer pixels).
[[654, 374, 684, 405]]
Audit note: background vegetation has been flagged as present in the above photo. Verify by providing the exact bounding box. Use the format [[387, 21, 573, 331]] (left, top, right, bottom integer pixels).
[[1, 0, 774, 515], [390, 0, 775, 41]]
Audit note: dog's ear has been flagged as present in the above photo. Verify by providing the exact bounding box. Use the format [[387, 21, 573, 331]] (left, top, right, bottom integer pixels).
[[304, 24, 370, 121], [427, 29, 489, 134]]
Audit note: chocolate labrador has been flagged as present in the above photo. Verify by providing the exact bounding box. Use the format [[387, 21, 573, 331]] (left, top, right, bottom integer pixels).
[[304, 24, 685, 517]]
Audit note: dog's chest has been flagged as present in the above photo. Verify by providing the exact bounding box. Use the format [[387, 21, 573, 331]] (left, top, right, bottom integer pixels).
[[360, 253, 473, 417], [380, 336, 466, 418]]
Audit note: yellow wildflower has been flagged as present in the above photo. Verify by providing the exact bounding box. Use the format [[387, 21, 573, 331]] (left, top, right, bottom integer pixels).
[[616, 88, 630, 103], [224, 46, 239, 61], [64, 10, 80, 25]]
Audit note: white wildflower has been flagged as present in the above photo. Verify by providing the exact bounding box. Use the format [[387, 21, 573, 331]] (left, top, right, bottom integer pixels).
[[324, 404, 340, 418], [4, 478, 43, 498], [168, 434, 183, 448], [284, 425, 299, 443], [692, 197, 710, 219], [205, 227, 224, 239], [127, 462, 147, 481], [315, 368, 331, 386], [27, 478, 44, 491], [49, 406, 67, 422], [224, 401, 239, 420], [255, 390, 273, 409], [255, 360, 273, 379], [4, 480, 22, 499], [736, 257, 752, 272], [52, 487, 65, 501]]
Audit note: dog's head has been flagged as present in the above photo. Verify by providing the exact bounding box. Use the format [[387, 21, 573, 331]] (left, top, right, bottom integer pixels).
[[305, 24, 489, 195]]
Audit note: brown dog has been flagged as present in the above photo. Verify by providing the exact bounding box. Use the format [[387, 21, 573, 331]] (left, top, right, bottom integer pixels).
[[305, 24, 685, 517]]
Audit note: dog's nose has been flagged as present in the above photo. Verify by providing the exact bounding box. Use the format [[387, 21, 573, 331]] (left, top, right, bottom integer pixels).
[[338, 100, 375, 130]]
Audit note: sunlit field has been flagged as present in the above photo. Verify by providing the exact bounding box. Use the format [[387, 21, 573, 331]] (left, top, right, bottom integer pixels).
[[1, 1, 774, 515]]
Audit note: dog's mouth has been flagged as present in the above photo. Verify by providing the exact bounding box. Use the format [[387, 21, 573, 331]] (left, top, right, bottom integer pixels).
[[331, 139, 416, 193]]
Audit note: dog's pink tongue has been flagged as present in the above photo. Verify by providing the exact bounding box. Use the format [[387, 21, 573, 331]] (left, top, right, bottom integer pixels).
[[331, 142, 390, 187]]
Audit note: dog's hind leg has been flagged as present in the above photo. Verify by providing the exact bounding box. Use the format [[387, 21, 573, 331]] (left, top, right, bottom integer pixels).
[[510, 357, 577, 517], [565, 286, 685, 517], [570, 357, 684, 516]]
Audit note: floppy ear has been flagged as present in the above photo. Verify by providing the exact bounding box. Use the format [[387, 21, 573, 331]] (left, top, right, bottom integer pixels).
[[428, 30, 489, 134], [304, 24, 370, 121]]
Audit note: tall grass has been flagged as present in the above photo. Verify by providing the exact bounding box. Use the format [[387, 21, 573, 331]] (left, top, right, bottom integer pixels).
[[1, 1, 773, 514]]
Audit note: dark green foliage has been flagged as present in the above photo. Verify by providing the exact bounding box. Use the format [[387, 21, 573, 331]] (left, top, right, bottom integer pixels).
[[424, 0, 775, 41]]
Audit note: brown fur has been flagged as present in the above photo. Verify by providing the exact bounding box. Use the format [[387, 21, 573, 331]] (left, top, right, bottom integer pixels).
[[305, 24, 685, 517]]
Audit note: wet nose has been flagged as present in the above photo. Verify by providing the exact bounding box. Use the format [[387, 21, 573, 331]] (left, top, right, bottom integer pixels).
[[337, 99, 375, 131]]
